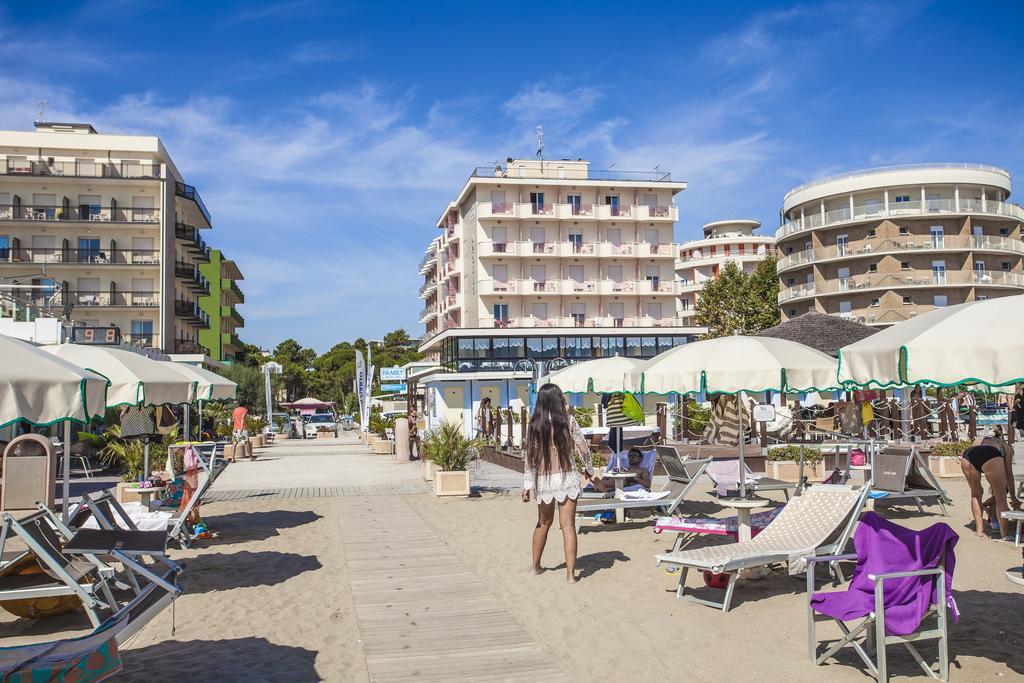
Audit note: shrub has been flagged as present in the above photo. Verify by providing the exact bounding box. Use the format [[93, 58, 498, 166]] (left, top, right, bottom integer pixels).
[[767, 444, 823, 467], [573, 406, 594, 428], [933, 440, 972, 458], [422, 421, 483, 471], [575, 449, 608, 473]]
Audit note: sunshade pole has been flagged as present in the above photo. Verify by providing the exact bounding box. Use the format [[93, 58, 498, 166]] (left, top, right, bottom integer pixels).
[[198, 400, 203, 439], [62, 420, 71, 523], [183, 403, 190, 441], [738, 395, 747, 498], [143, 442, 150, 482]]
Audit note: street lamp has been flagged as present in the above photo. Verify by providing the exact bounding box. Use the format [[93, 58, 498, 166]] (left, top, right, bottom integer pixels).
[[261, 361, 282, 429]]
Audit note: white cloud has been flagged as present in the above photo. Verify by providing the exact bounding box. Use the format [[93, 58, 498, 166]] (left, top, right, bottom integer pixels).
[[288, 41, 363, 65], [503, 83, 602, 123]]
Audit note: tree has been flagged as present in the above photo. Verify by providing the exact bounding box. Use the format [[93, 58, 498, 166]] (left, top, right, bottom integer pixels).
[[218, 363, 267, 412], [695, 257, 780, 339], [273, 338, 316, 401], [234, 342, 266, 367]]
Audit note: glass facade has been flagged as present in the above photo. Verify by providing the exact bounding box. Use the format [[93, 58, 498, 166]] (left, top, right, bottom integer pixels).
[[439, 334, 694, 372]]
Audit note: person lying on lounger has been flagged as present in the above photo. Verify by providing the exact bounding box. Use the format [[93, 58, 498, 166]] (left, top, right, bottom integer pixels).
[[585, 447, 652, 492]]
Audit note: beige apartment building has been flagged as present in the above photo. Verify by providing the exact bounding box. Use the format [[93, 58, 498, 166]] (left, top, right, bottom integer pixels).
[[418, 158, 700, 371], [0, 122, 213, 354], [776, 163, 1024, 326], [676, 219, 774, 326]]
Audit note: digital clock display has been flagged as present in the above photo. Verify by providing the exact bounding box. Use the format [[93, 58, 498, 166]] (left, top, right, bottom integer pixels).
[[71, 326, 121, 345]]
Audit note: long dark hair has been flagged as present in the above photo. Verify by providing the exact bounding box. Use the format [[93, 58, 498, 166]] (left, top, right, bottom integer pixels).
[[526, 383, 574, 474]]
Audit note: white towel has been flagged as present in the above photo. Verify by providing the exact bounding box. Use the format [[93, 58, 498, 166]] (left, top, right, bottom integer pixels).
[[618, 489, 672, 501], [82, 501, 171, 532]]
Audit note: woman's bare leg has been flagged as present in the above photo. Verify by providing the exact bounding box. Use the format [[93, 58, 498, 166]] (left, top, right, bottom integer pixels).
[[557, 497, 578, 583], [961, 457, 987, 537], [532, 501, 554, 573], [982, 458, 1011, 537]]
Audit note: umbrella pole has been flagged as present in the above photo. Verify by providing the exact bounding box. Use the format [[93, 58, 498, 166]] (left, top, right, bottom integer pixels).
[[184, 403, 190, 441], [738, 396, 747, 498], [198, 400, 203, 439], [143, 442, 149, 481], [62, 420, 71, 523]]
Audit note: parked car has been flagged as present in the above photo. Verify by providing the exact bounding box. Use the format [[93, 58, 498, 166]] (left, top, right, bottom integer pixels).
[[339, 415, 356, 431], [304, 413, 338, 438]]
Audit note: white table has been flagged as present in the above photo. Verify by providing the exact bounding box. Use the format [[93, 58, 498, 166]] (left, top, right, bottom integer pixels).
[[132, 485, 165, 508], [1002, 510, 1024, 546], [602, 471, 635, 523], [720, 498, 772, 542]]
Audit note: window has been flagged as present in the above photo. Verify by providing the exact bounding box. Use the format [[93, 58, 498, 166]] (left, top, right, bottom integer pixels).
[[0, 236, 7, 260], [839, 301, 852, 314], [625, 337, 643, 357], [870, 298, 880, 307], [609, 302, 625, 324], [933, 295, 948, 307], [838, 267, 850, 290], [999, 227, 1009, 236], [903, 296, 913, 305], [493, 303, 509, 323], [457, 339, 474, 359], [33, 194, 56, 219], [492, 226, 507, 250], [492, 264, 508, 284], [131, 195, 154, 221], [530, 302, 548, 320], [607, 264, 623, 282], [645, 228, 659, 246], [570, 302, 585, 326], [568, 232, 583, 252], [529, 191, 544, 211], [786, 278, 795, 286], [568, 265, 584, 282], [932, 260, 946, 284], [606, 228, 621, 245], [898, 226, 909, 235], [975, 261, 985, 272], [596, 336, 625, 358], [567, 194, 582, 215], [78, 194, 101, 220], [977, 295, 988, 301], [894, 195, 911, 203], [836, 234, 848, 255], [930, 226, 944, 248], [867, 229, 876, 238], [900, 261, 910, 270], [130, 320, 153, 346], [473, 338, 490, 359], [564, 336, 592, 358], [526, 337, 557, 359], [605, 195, 620, 216], [530, 264, 546, 284], [657, 336, 676, 354], [646, 302, 662, 320], [1002, 261, 1011, 271], [78, 237, 100, 263], [868, 263, 878, 273], [645, 265, 660, 288]]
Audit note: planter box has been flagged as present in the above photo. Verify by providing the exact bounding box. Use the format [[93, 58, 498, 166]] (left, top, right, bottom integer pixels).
[[929, 455, 964, 478], [765, 459, 826, 482], [222, 443, 237, 462], [433, 470, 470, 496], [421, 459, 440, 481], [251, 435, 265, 448], [372, 439, 393, 455]]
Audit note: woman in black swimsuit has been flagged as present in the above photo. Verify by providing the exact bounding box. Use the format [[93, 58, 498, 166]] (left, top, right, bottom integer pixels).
[[960, 433, 1015, 538]]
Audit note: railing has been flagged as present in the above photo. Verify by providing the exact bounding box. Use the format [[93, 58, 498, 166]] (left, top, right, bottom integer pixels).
[[784, 163, 1010, 199], [0, 248, 160, 265], [0, 204, 160, 223], [225, 279, 244, 304], [778, 284, 816, 303], [476, 201, 677, 222], [419, 307, 437, 321], [2, 159, 161, 179], [779, 269, 1024, 303], [62, 290, 159, 307], [174, 339, 209, 355], [777, 198, 1024, 240], [174, 262, 210, 292], [124, 334, 159, 349], [174, 299, 210, 326], [418, 280, 438, 297], [471, 166, 674, 182], [418, 252, 436, 271], [778, 235, 1024, 271], [224, 305, 245, 327], [174, 181, 211, 225]]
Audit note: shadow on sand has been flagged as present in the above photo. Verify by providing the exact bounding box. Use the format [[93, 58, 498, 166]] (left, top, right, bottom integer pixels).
[[199, 510, 322, 545], [181, 550, 322, 593], [118, 637, 319, 681], [553, 550, 630, 579]]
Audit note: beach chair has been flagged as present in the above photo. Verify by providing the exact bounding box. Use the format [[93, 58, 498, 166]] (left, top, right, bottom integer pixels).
[[0, 613, 126, 681], [655, 483, 872, 612], [0, 510, 120, 628], [705, 458, 796, 501], [655, 505, 784, 552], [807, 511, 957, 681], [163, 465, 219, 548], [870, 447, 950, 516], [575, 449, 711, 532]]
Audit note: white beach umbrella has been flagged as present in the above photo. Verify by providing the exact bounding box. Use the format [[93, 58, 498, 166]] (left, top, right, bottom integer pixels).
[[43, 344, 194, 407], [640, 336, 840, 499], [0, 334, 109, 428], [837, 295, 1024, 389], [640, 335, 840, 395], [542, 356, 646, 394], [162, 362, 237, 402]]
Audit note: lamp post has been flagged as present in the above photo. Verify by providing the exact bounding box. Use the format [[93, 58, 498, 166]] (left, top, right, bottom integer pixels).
[[262, 361, 282, 431]]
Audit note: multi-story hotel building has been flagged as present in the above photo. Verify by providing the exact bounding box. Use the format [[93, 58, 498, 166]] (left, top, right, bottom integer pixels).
[[415, 158, 700, 432], [675, 219, 774, 327], [0, 122, 217, 355], [776, 163, 1024, 326], [199, 249, 245, 363]]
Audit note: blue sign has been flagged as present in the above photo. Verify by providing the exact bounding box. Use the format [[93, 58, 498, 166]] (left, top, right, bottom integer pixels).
[[380, 383, 408, 393]]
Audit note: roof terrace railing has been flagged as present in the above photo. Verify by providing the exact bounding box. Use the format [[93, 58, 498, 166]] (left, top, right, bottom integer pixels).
[[471, 165, 674, 183]]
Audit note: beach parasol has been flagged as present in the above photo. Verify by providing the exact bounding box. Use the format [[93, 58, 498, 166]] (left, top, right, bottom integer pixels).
[[162, 361, 237, 439], [542, 356, 645, 394], [43, 344, 195, 478], [0, 334, 110, 520], [837, 295, 1024, 389], [639, 336, 841, 497]]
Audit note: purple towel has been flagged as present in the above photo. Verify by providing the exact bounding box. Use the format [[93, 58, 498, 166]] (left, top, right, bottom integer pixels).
[[811, 511, 958, 636]]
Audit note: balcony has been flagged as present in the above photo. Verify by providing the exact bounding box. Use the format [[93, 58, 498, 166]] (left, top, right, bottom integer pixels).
[[174, 339, 209, 355], [418, 252, 437, 274], [174, 261, 210, 294], [419, 307, 437, 323], [418, 280, 438, 297], [2, 159, 161, 179], [174, 181, 212, 225], [223, 278, 245, 304], [596, 242, 637, 257], [471, 165, 674, 183], [174, 299, 210, 327], [62, 290, 159, 307], [223, 305, 245, 327], [777, 235, 1024, 272], [174, 223, 211, 261], [779, 269, 1024, 303], [482, 316, 688, 330], [0, 204, 160, 223], [777, 197, 1024, 241], [0, 248, 160, 266], [222, 332, 242, 351], [475, 201, 678, 222]]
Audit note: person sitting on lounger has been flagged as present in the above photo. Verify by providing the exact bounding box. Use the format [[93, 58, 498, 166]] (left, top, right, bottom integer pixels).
[[586, 447, 652, 492]]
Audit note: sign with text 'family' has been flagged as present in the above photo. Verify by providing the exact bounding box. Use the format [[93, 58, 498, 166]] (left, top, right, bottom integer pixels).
[[380, 367, 406, 381]]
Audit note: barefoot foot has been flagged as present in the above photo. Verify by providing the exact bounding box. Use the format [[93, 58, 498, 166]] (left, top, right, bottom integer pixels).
[[566, 574, 578, 584]]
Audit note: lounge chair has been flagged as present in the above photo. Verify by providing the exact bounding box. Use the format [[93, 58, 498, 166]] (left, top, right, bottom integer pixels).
[[0, 613, 126, 681], [0, 511, 121, 627], [870, 446, 951, 516], [807, 511, 957, 681], [704, 457, 795, 501], [575, 449, 711, 532], [655, 505, 784, 551], [655, 483, 872, 612]]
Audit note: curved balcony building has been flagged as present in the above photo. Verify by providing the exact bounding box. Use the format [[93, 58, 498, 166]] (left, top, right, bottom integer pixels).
[[776, 163, 1024, 326]]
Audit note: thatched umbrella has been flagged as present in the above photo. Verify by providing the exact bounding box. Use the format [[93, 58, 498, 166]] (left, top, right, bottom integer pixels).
[[757, 312, 877, 358]]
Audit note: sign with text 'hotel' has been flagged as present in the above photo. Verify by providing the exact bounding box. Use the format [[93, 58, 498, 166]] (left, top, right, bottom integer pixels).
[[380, 367, 406, 381]]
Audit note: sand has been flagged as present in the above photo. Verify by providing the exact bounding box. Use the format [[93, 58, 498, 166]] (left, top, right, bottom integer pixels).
[[3, 458, 1024, 681]]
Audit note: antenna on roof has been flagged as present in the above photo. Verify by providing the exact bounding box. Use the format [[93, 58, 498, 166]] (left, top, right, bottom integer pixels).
[[35, 100, 47, 123], [535, 124, 544, 163]]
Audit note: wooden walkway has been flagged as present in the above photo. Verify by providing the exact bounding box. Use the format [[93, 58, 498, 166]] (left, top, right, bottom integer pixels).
[[204, 482, 429, 502], [338, 496, 567, 682]]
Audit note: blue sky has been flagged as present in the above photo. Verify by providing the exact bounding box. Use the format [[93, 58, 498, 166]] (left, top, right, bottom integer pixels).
[[2, 1, 1022, 351]]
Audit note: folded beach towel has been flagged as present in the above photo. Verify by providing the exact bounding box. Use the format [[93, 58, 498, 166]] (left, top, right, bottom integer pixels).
[[655, 506, 783, 538], [82, 502, 172, 532], [619, 489, 672, 501]]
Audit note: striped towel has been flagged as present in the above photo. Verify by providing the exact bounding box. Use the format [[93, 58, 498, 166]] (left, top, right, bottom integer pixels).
[[605, 393, 642, 427]]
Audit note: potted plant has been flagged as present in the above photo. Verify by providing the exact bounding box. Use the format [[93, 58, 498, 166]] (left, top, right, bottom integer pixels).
[[80, 425, 176, 502], [930, 440, 970, 477], [765, 445, 824, 482], [422, 421, 482, 496]]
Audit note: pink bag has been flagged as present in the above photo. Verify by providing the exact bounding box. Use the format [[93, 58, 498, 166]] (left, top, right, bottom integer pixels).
[[850, 448, 866, 467], [183, 445, 200, 471]]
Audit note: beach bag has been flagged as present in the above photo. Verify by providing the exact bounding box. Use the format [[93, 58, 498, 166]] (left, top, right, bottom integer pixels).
[[120, 406, 156, 439], [850, 448, 866, 467], [183, 444, 200, 471]]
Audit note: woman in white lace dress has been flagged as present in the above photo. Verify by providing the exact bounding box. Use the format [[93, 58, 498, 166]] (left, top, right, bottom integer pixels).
[[521, 383, 592, 583]]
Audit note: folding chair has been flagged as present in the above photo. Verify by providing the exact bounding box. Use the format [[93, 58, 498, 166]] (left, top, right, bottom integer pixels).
[[807, 511, 957, 681], [871, 447, 950, 516]]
